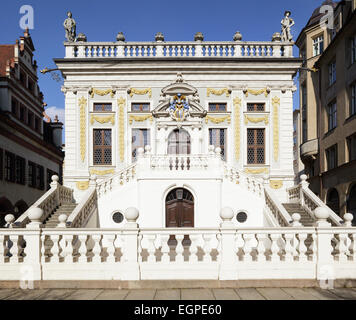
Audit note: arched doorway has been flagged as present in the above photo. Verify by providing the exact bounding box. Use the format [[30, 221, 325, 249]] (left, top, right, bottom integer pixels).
[[166, 188, 194, 228], [167, 129, 191, 155], [326, 188, 340, 216], [347, 184, 356, 226], [0, 197, 13, 228]]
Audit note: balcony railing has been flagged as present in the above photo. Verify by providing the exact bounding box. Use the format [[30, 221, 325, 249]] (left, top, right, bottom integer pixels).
[[64, 41, 294, 59]]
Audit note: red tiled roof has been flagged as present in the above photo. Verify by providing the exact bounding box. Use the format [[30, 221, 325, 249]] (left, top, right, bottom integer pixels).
[[0, 45, 14, 76]]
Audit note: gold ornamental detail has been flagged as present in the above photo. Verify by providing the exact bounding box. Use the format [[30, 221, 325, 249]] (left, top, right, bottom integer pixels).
[[207, 88, 231, 97], [118, 97, 126, 162], [129, 114, 153, 125], [76, 181, 89, 190], [244, 168, 269, 175], [90, 114, 115, 125], [128, 88, 152, 98], [270, 180, 283, 189], [244, 115, 269, 125], [205, 115, 231, 124], [233, 97, 241, 161], [89, 169, 115, 176], [89, 88, 115, 98], [244, 88, 270, 98], [79, 96, 87, 162], [272, 96, 280, 162]]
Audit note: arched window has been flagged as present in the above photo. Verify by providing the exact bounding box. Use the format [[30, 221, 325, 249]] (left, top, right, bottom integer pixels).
[[347, 184, 356, 226], [326, 188, 340, 216], [167, 129, 191, 155]]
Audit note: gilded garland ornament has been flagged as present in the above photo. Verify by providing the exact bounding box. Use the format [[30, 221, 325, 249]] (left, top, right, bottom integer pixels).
[[129, 114, 153, 125], [90, 114, 115, 125], [244, 168, 269, 174], [89, 88, 115, 98], [270, 180, 283, 189], [272, 96, 280, 162], [205, 115, 231, 124], [244, 115, 269, 125], [207, 88, 231, 97], [76, 181, 89, 190], [244, 88, 270, 98], [89, 169, 115, 176], [128, 88, 152, 98], [117, 97, 126, 162], [233, 97, 241, 161], [78, 96, 87, 162]]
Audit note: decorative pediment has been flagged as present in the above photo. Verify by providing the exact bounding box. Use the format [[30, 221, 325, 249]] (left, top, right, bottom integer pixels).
[[152, 73, 207, 119]]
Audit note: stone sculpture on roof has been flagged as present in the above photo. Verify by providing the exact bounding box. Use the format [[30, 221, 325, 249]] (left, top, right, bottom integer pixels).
[[281, 11, 295, 42]]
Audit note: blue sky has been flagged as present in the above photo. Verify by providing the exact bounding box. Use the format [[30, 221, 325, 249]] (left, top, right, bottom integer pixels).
[[0, 0, 324, 127]]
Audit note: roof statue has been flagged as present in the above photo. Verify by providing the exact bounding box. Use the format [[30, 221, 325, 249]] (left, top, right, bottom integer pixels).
[[64, 11, 76, 42], [281, 10, 295, 42]]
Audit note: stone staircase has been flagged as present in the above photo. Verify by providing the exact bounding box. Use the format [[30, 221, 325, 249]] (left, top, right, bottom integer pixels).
[[282, 203, 315, 227], [43, 203, 77, 228]]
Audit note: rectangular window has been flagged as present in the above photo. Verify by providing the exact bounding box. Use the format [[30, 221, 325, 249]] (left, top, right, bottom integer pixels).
[[15, 156, 26, 185], [0, 148, 3, 180], [20, 105, 26, 122], [28, 79, 35, 94], [351, 83, 356, 117], [93, 103, 112, 112], [93, 129, 112, 165], [131, 103, 150, 112], [34, 117, 40, 133], [247, 129, 265, 164], [27, 111, 34, 128], [313, 36, 324, 56], [326, 144, 338, 170], [36, 165, 44, 190], [301, 85, 307, 143], [327, 101, 337, 131], [208, 103, 227, 112], [351, 34, 356, 65], [4, 152, 15, 182], [20, 71, 27, 87], [132, 129, 150, 161], [328, 61, 336, 86], [347, 134, 356, 162], [209, 129, 227, 160], [247, 103, 265, 112], [28, 162, 36, 188], [11, 98, 18, 116]]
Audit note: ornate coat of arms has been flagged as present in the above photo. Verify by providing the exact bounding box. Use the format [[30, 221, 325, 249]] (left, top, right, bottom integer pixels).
[[169, 93, 190, 122]]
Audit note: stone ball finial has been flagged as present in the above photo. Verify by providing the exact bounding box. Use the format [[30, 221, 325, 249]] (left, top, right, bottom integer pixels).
[[272, 32, 282, 42], [215, 147, 222, 155], [28, 207, 44, 222], [58, 214, 68, 223], [233, 31, 242, 41], [77, 33, 87, 42], [194, 32, 204, 41], [52, 175, 59, 183], [5, 214, 15, 224], [300, 174, 308, 182], [90, 174, 97, 182], [343, 213, 354, 227], [220, 207, 234, 221], [137, 147, 144, 157], [116, 32, 125, 42], [155, 32, 164, 42], [291, 213, 301, 226], [145, 145, 152, 154], [314, 207, 329, 221], [125, 207, 139, 222], [208, 145, 215, 154]]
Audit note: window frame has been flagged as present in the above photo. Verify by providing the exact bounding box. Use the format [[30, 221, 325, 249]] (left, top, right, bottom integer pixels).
[[313, 35, 324, 57], [4, 151, 15, 183], [131, 128, 150, 161], [93, 129, 112, 166], [131, 102, 150, 112], [351, 82, 356, 117], [246, 103, 265, 112], [208, 103, 228, 112], [28, 161, 37, 188], [351, 34, 356, 65], [326, 144, 338, 170], [328, 60, 336, 86], [15, 156, 26, 185], [347, 133, 356, 163], [247, 128, 265, 165], [209, 128, 227, 160], [93, 102, 113, 112], [327, 101, 337, 131]]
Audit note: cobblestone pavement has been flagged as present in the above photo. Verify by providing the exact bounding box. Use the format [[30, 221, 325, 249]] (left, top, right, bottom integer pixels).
[[0, 287, 356, 300]]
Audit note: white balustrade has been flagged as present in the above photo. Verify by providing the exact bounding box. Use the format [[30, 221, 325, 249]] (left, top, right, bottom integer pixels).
[[65, 41, 294, 59]]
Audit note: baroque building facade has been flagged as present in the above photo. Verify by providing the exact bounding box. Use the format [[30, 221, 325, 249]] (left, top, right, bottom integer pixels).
[[0, 30, 64, 227]]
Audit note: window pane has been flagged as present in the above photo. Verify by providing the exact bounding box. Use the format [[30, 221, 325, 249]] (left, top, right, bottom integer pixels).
[[247, 103, 265, 112], [132, 103, 150, 112], [94, 103, 112, 112], [208, 103, 227, 112]]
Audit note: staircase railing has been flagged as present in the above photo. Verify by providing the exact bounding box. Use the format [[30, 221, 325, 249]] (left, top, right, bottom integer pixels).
[[264, 188, 292, 227], [287, 175, 342, 226], [14, 176, 74, 227]]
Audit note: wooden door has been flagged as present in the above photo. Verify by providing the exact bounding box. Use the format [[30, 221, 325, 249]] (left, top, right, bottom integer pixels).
[[165, 189, 194, 228]]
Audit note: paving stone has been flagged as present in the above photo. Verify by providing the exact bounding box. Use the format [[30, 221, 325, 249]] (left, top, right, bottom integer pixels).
[[95, 289, 129, 300], [307, 288, 342, 300], [329, 288, 356, 300], [0, 289, 19, 300], [212, 289, 241, 300], [35, 289, 78, 300], [125, 289, 156, 300], [154, 289, 180, 300], [4, 289, 50, 300], [281, 288, 319, 300], [235, 288, 265, 300], [257, 288, 294, 300], [181, 289, 215, 300], [64, 289, 103, 300]]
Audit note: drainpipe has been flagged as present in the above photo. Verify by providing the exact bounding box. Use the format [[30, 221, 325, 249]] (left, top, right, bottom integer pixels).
[[317, 64, 323, 200]]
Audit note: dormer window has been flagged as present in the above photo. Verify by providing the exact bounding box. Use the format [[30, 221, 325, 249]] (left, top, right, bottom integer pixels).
[[208, 103, 227, 112], [132, 103, 150, 112], [93, 103, 112, 112]]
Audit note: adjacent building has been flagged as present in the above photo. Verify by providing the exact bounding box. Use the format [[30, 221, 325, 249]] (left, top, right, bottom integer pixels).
[[296, 0, 356, 220], [0, 29, 64, 226]]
